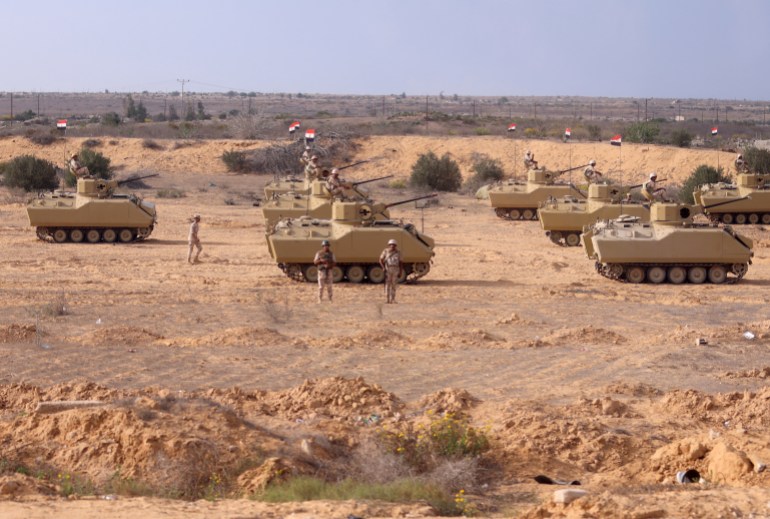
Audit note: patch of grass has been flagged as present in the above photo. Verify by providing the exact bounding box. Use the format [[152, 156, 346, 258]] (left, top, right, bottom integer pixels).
[[41, 291, 68, 317], [27, 133, 58, 146], [388, 179, 407, 189], [223, 198, 236, 205], [256, 476, 459, 514], [156, 188, 186, 198], [142, 139, 164, 150], [83, 139, 102, 148]]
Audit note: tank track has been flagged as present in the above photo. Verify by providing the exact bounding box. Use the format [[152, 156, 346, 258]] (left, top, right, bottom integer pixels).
[[278, 262, 431, 284], [36, 226, 153, 244], [546, 231, 582, 247], [494, 207, 539, 221], [595, 262, 749, 284], [707, 212, 770, 225]]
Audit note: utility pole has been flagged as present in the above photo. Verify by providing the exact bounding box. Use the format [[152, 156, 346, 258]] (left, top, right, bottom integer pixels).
[[37, 94, 40, 115], [644, 98, 648, 121], [177, 78, 190, 96], [10, 93, 12, 119]]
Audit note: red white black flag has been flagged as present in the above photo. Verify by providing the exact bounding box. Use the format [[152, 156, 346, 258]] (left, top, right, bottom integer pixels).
[[610, 135, 622, 146]]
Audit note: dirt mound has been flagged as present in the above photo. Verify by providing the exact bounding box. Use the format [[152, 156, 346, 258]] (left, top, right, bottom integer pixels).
[[415, 329, 504, 350], [76, 326, 164, 346], [654, 387, 770, 429], [159, 327, 293, 348], [722, 367, 770, 379], [0, 324, 37, 343], [417, 388, 480, 415], [303, 329, 407, 350], [260, 376, 404, 422], [0, 474, 57, 499], [547, 326, 628, 346]]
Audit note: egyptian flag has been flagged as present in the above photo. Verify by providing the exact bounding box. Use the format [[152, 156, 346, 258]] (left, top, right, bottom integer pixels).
[[289, 121, 300, 133], [610, 134, 622, 146], [305, 129, 316, 143], [711, 127, 718, 136], [565, 127, 571, 139], [56, 119, 67, 129], [507, 123, 516, 132]]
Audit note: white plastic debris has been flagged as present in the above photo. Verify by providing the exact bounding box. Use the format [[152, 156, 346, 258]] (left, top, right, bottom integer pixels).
[[96, 318, 102, 325], [553, 489, 588, 504], [744, 331, 755, 340]]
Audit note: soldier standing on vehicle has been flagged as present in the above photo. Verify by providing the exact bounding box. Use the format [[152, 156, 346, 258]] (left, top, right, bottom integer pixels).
[[524, 150, 538, 170], [69, 152, 90, 178], [305, 155, 321, 181], [735, 154, 749, 173], [313, 240, 336, 303], [300, 146, 312, 166], [642, 173, 666, 202], [187, 214, 202, 264], [379, 239, 404, 304], [583, 160, 603, 183], [325, 169, 352, 200]]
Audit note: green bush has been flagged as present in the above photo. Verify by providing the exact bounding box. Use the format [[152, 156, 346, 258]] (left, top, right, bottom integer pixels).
[[624, 121, 660, 143], [679, 164, 730, 203], [743, 147, 770, 174], [222, 150, 249, 172], [464, 154, 504, 192], [586, 124, 602, 141], [410, 151, 462, 192], [1, 155, 59, 192], [64, 148, 113, 187], [156, 188, 186, 198], [670, 129, 693, 148], [102, 112, 121, 126]]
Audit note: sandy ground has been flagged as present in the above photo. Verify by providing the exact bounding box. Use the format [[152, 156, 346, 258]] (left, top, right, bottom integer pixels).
[[1, 135, 770, 517]]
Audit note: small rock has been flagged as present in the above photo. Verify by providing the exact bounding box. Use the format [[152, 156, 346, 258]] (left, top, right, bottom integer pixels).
[[695, 338, 708, 346], [553, 488, 588, 504]]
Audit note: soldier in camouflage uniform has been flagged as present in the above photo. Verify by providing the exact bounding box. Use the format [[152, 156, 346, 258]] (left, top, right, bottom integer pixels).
[[305, 155, 321, 181], [524, 150, 538, 170], [187, 214, 202, 264], [313, 240, 336, 302], [379, 239, 403, 304], [583, 160, 603, 183]]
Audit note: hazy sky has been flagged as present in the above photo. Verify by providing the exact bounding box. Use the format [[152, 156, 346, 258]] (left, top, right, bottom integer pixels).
[[6, 0, 768, 100]]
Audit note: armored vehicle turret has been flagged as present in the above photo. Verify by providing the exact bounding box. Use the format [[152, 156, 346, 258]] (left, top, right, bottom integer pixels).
[[582, 201, 753, 284], [538, 182, 650, 246], [266, 194, 436, 284], [488, 165, 588, 220], [27, 174, 158, 243], [694, 172, 770, 224], [262, 175, 393, 229]]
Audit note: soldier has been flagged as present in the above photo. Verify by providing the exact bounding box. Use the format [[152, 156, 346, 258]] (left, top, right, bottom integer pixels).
[[735, 154, 748, 173], [379, 239, 404, 304], [524, 150, 538, 170], [325, 169, 351, 199], [300, 146, 312, 166], [69, 152, 90, 178], [187, 214, 202, 264], [642, 173, 666, 202], [313, 240, 336, 303], [583, 160, 603, 183], [305, 155, 321, 181]]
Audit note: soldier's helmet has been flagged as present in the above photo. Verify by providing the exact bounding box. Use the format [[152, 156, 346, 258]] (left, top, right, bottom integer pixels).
[[589, 160, 596, 166], [321, 240, 330, 246], [193, 214, 201, 220], [388, 239, 397, 246], [649, 173, 657, 179], [738, 154, 744, 159], [331, 169, 339, 176]]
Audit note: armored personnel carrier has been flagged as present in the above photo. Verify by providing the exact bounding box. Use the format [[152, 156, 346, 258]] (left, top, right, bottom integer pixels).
[[262, 175, 392, 229], [266, 195, 436, 283], [488, 164, 588, 220], [263, 160, 369, 200], [538, 182, 650, 246], [582, 202, 753, 284], [27, 174, 158, 243], [694, 172, 770, 224]]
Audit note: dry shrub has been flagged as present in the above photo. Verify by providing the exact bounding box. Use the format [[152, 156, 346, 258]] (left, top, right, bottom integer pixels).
[[142, 139, 164, 150], [156, 188, 186, 198], [26, 133, 58, 146], [350, 439, 412, 484], [423, 457, 480, 493], [83, 139, 102, 148]]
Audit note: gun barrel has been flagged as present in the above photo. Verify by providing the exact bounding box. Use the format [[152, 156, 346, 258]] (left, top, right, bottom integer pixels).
[[704, 195, 751, 210], [352, 174, 394, 186], [385, 193, 438, 209], [337, 160, 370, 171], [557, 163, 591, 175], [117, 173, 160, 186]]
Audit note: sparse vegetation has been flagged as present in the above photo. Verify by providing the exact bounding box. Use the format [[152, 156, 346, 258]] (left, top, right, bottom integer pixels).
[[142, 139, 164, 150], [464, 153, 505, 193], [26, 133, 57, 146], [222, 150, 250, 172], [410, 151, 462, 192], [101, 112, 122, 126], [743, 147, 770, 174], [64, 148, 113, 187], [679, 164, 730, 204], [1, 155, 59, 192], [670, 129, 693, 148], [156, 188, 186, 198], [624, 121, 660, 144]]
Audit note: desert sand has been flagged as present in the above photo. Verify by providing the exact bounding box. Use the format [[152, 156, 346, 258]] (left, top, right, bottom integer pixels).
[[0, 135, 769, 518]]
